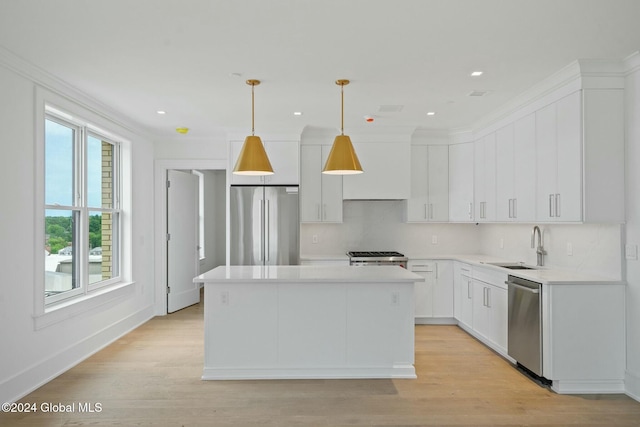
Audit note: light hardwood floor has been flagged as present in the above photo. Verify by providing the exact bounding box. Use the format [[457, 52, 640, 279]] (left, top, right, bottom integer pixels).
[[3, 295, 640, 427]]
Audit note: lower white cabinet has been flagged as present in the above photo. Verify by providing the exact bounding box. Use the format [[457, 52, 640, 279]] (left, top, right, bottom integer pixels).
[[471, 277, 508, 353], [453, 263, 508, 357], [453, 262, 473, 329], [408, 260, 454, 324]]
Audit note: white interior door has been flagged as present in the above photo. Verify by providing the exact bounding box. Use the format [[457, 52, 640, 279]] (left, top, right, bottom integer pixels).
[[167, 170, 200, 313]]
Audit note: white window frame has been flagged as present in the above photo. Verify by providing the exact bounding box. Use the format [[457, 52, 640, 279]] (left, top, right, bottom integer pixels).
[[34, 86, 134, 329]]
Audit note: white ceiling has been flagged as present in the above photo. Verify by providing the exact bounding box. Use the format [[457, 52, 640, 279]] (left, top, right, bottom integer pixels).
[[1, 0, 640, 139]]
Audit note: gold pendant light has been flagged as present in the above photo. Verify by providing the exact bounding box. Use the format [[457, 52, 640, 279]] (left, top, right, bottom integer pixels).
[[322, 79, 363, 175], [233, 79, 274, 175]]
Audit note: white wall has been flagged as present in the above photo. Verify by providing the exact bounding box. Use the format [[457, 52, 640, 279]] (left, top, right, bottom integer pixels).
[[300, 201, 481, 257], [0, 62, 156, 403], [624, 54, 640, 401], [478, 223, 623, 279], [199, 170, 226, 273]]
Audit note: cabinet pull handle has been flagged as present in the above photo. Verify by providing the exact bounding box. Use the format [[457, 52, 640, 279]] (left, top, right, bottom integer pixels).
[[467, 280, 472, 299], [555, 194, 560, 217], [513, 198, 517, 219], [424, 203, 428, 219], [549, 194, 555, 217], [508, 199, 513, 218], [469, 203, 473, 219], [486, 287, 491, 308], [435, 262, 439, 279]]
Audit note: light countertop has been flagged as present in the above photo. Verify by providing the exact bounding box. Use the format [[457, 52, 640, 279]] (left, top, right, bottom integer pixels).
[[302, 253, 623, 285], [194, 265, 424, 284]]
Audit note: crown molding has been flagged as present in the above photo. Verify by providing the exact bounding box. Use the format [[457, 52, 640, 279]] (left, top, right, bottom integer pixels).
[[0, 45, 154, 141]]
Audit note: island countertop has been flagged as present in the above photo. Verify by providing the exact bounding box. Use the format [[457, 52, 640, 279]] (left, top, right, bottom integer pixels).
[[193, 265, 424, 284]]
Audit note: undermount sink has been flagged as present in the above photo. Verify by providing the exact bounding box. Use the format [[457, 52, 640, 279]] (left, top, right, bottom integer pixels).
[[484, 262, 537, 270]]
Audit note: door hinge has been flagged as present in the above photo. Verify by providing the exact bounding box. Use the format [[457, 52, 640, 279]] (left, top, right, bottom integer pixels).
[[166, 180, 171, 188], [167, 286, 171, 294], [166, 233, 171, 241]]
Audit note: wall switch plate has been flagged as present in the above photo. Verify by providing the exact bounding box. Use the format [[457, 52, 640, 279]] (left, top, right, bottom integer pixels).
[[312, 234, 318, 244], [567, 242, 573, 256], [626, 244, 638, 260], [431, 235, 438, 244]]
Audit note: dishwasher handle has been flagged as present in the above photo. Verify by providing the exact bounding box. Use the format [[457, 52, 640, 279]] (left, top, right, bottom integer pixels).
[[505, 280, 540, 294]]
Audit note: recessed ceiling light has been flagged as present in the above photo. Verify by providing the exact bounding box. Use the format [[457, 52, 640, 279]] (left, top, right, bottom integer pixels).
[[157, 110, 166, 115], [470, 71, 483, 77], [427, 111, 436, 116], [293, 111, 303, 116]]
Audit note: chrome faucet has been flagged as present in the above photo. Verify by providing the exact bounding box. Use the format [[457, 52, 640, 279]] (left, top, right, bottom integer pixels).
[[531, 225, 546, 266]]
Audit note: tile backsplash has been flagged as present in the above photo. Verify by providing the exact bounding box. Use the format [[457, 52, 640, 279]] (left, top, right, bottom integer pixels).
[[300, 200, 623, 279]]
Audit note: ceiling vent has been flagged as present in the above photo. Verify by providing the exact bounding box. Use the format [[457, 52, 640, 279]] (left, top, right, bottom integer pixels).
[[377, 105, 404, 113], [468, 90, 488, 97]]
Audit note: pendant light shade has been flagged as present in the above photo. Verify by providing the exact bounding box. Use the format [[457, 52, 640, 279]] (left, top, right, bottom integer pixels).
[[233, 79, 274, 176], [322, 79, 363, 175]]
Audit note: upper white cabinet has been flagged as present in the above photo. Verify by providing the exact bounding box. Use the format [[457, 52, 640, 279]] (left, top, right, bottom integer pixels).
[[229, 140, 299, 185], [535, 89, 624, 222], [300, 145, 343, 223], [342, 142, 411, 200], [495, 114, 536, 222], [405, 145, 449, 222], [448, 142, 475, 222], [473, 134, 496, 222]]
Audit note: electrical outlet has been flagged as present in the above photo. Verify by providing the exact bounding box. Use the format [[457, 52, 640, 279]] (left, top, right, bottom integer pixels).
[[626, 244, 638, 261], [431, 235, 438, 244], [391, 291, 400, 305], [567, 242, 573, 256], [312, 234, 318, 244]]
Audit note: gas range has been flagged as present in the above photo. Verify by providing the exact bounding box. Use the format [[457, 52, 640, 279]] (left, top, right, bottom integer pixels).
[[347, 251, 408, 268]]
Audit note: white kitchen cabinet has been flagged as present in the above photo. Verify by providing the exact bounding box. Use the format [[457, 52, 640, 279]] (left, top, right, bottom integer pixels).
[[535, 89, 624, 222], [448, 143, 475, 222], [473, 134, 496, 222], [409, 260, 454, 324], [405, 145, 449, 222], [472, 277, 508, 354], [229, 140, 299, 185], [535, 92, 581, 221], [342, 142, 411, 200], [300, 145, 343, 223], [453, 262, 473, 329], [495, 115, 536, 222]]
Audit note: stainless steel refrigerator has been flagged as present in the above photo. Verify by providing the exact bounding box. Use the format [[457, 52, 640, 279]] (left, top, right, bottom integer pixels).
[[230, 186, 300, 265]]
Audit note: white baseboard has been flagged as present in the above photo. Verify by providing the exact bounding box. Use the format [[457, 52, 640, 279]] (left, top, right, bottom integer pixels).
[[415, 317, 457, 325], [0, 304, 154, 404], [626, 369, 640, 402], [552, 379, 626, 394], [202, 365, 417, 380]]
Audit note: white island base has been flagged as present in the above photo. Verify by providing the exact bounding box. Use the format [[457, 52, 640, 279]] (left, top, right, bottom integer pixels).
[[193, 265, 422, 380]]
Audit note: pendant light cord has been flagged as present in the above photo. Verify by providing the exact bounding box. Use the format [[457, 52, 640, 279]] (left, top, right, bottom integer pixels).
[[251, 83, 255, 136], [340, 83, 344, 135]]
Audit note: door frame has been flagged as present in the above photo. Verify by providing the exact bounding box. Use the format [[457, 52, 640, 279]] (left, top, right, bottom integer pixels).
[[154, 159, 227, 315]]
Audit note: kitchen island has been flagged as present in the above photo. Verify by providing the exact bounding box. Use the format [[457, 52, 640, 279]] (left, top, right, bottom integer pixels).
[[193, 265, 423, 380]]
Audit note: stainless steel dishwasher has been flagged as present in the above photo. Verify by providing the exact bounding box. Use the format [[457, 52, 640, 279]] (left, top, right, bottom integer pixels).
[[506, 275, 543, 377]]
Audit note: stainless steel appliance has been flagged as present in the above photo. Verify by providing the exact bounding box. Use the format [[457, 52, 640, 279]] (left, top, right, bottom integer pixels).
[[230, 186, 299, 265], [506, 274, 543, 377], [347, 251, 408, 268]]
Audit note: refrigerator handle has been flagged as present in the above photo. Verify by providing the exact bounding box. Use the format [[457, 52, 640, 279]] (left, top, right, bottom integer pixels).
[[265, 199, 270, 262], [260, 199, 265, 262]]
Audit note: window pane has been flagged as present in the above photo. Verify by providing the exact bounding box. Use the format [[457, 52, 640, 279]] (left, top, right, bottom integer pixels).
[[45, 210, 80, 297], [88, 211, 118, 284], [87, 135, 114, 208], [45, 119, 75, 206]]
